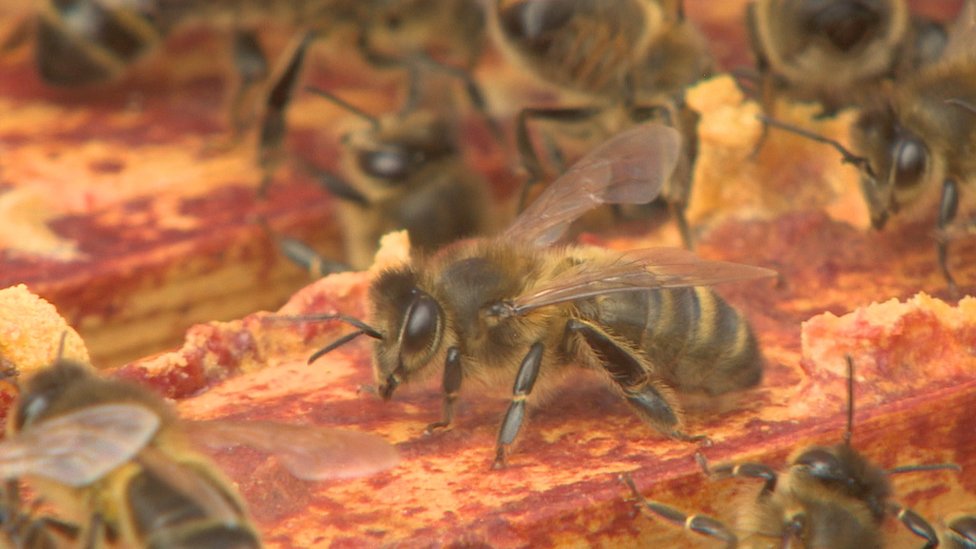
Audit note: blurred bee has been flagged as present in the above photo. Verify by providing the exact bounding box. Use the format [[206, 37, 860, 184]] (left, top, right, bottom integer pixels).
[[491, 0, 711, 248], [945, 514, 976, 548], [761, 3, 976, 294], [300, 74, 495, 270], [1, 359, 399, 547], [305, 124, 774, 468], [746, 0, 949, 117], [18, 0, 487, 190], [624, 356, 956, 548], [0, 481, 79, 549]]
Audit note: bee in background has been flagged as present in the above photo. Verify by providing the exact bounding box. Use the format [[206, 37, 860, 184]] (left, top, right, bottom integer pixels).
[[746, 0, 949, 118], [306, 124, 774, 468], [491, 0, 711, 248], [2, 359, 400, 547], [22, 0, 488, 190], [628, 356, 955, 548], [945, 514, 976, 548], [761, 3, 976, 294]]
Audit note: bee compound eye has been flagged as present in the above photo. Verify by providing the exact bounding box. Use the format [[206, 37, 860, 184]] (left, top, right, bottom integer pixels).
[[401, 292, 439, 355], [892, 139, 926, 189], [794, 448, 845, 482], [359, 147, 410, 181]]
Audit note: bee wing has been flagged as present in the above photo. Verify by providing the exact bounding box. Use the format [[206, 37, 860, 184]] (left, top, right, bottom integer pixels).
[[502, 124, 682, 248], [135, 446, 242, 524], [183, 420, 399, 481], [509, 248, 776, 314], [0, 403, 160, 487]]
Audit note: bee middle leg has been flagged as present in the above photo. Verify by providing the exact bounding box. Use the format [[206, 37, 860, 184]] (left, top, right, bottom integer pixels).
[[493, 342, 544, 469], [564, 318, 705, 443]]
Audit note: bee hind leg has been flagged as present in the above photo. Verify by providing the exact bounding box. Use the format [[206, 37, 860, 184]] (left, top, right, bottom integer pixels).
[[565, 319, 706, 444], [493, 342, 544, 469], [620, 474, 737, 549]]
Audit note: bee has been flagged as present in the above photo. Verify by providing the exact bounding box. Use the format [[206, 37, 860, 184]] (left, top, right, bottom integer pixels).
[[302, 75, 495, 270], [1, 359, 400, 547], [746, 0, 949, 117], [491, 0, 711, 248], [761, 3, 976, 294], [624, 356, 956, 548], [23, 0, 487, 190], [945, 514, 976, 548], [306, 124, 774, 468]]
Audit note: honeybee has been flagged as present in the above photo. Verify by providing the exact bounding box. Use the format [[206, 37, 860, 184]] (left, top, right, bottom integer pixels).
[[761, 3, 976, 294], [491, 0, 711, 247], [304, 78, 495, 270], [625, 356, 955, 548], [2, 359, 400, 546], [945, 514, 976, 548], [22, 0, 487, 191], [746, 0, 949, 117], [306, 124, 774, 468]]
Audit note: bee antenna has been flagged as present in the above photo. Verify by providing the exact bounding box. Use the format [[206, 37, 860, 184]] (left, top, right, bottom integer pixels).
[[305, 86, 380, 130], [758, 115, 876, 179], [55, 331, 68, 361], [843, 355, 855, 447], [271, 313, 382, 365], [946, 98, 976, 115], [886, 463, 961, 475]]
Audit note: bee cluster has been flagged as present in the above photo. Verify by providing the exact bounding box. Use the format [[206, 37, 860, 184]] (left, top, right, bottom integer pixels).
[[0, 0, 974, 547]]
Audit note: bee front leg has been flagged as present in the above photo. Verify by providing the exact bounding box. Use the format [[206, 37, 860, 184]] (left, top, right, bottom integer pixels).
[[565, 319, 706, 443], [257, 32, 315, 195], [620, 474, 737, 548], [426, 347, 462, 433], [493, 342, 544, 469], [696, 452, 779, 497], [938, 178, 960, 297], [889, 503, 939, 549]]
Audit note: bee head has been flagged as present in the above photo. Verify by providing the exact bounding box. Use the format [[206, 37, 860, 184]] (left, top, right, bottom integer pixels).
[[13, 360, 92, 432], [369, 269, 445, 400], [792, 444, 891, 521], [852, 108, 928, 229], [349, 113, 456, 186]]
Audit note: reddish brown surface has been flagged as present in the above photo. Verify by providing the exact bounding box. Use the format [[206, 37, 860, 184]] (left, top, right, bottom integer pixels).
[[2, 1, 973, 547]]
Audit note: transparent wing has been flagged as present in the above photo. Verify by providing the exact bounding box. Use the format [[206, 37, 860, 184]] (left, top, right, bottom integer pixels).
[[0, 403, 160, 487], [508, 248, 776, 314], [184, 420, 400, 481], [503, 123, 682, 247]]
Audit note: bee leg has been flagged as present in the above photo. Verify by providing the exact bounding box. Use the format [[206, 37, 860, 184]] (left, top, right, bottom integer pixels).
[[937, 178, 960, 297], [426, 347, 462, 433], [947, 515, 976, 546], [889, 503, 939, 549], [257, 32, 315, 196], [230, 30, 270, 140], [515, 106, 604, 212], [493, 342, 544, 469], [314, 169, 370, 207], [744, 3, 776, 157], [696, 452, 779, 496], [620, 474, 738, 548], [276, 235, 349, 278], [565, 319, 704, 442]]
